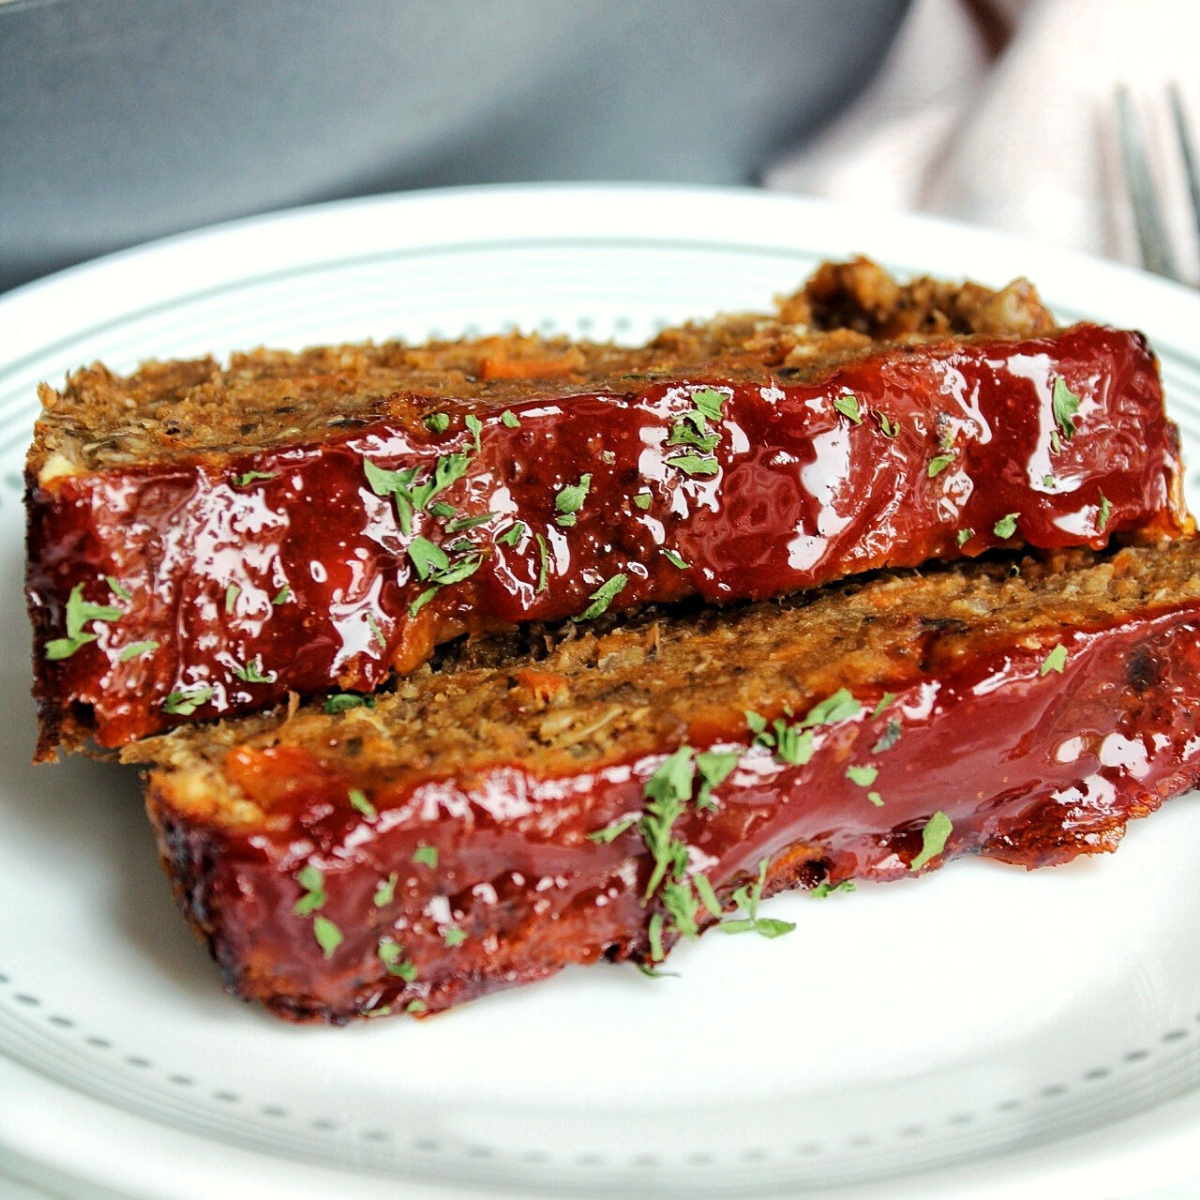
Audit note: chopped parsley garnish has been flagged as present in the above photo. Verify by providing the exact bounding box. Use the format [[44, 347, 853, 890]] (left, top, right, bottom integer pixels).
[[846, 764, 878, 787], [293, 864, 326, 916], [772, 722, 816, 766], [802, 688, 862, 728], [664, 452, 719, 477], [695, 750, 738, 808], [224, 583, 240, 614], [407, 539, 484, 616], [927, 454, 954, 478], [162, 684, 214, 715], [876, 411, 900, 437], [666, 419, 719, 454], [717, 858, 796, 939], [408, 536, 448, 580], [535, 532, 550, 592], [910, 810, 953, 871], [412, 843, 438, 868], [833, 393, 863, 424], [867, 791, 884, 807], [497, 521, 525, 547], [272, 585, 291, 606], [811, 880, 857, 899], [871, 692, 896, 718], [45, 582, 123, 661], [364, 458, 418, 535], [430, 501, 457, 518], [373, 873, 397, 907], [648, 912, 666, 962], [465, 414, 483, 452], [232, 470, 277, 487], [348, 787, 377, 819], [1043, 474, 1056, 489], [1097, 491, 1111, 532], [693, 873, 723, 918], [424, 412, 450, 433], [555, 474, 592, 526], [957, 528, 974, 547], [105, 575, 132, 602], [231, 657, 275, 684], [662, 548, 689, 570], [633, 491, 653, 510], [313, 916, 343, 959], [576, 572, 628, 621], [501, 409, 521, 428], [445, 512, 496, 534], [1040, 644, 1068, 676], [366, 614, 387, 648], [587, 815, 638, 844], [377, 937, 416, 980], [872, 719, 902, 753], [660, 879, 700, 938], [406, 999, 427, 1014], [118, 640, 159, 663], [443, 927, 467, 947], [640, 747, 695, 900], [324, 692, 375, 713], [1052, 377, 1081, 442], [993, 512, 1020, 539], [690, 387, 727, 422]]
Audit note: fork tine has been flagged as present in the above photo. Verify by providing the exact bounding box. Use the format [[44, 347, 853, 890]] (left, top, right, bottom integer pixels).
[[1116, 85, 1182, 281], [1168, 82, 1200, 265]]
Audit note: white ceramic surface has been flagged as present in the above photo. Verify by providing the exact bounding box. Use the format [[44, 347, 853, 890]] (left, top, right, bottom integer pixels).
[[4, 185, 1200, 1200]]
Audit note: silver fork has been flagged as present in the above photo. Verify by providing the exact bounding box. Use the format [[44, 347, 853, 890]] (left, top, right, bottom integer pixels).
[[1116, 83, 1200, 283]]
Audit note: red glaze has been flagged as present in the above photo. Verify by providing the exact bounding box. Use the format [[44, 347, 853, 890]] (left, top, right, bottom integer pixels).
[[149, 600, 1200, 1022], [27, 324, 1189, 752]]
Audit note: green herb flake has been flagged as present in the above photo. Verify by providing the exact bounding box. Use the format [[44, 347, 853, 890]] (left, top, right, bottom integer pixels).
[[927, 454, 955, 478], [693, 873, 723, 918], [377, 938, 417, 980], [665, 452, 719, 477], [690, 387, 727, 422], [367, 614, 387, 648], [501, 409, 521, 428], [223, 584, 240, 615], [373, 872, 397, 908], [413, 843, 438, 869], [162, 684, 214, 715], [313, 916, 343, 959], [272, 584, 291, 606], [445, 512, 496, 534], [957, 527, 974, 548], [424, 412, 450, 434], [773, 722, 816, 767], [105, 575, 132, 602], [348, 788, 377, 819], [871, 692, 896, 718], [876, 411, 900, 437], [744, 710, 771, 743], [695, 750, 738, 808], [293, 864, 326, 916], [910, 810, 953, 872], [647, 911, 666, 962], [430, 501, 457, 518], [406, 999, 427, 1014], [576, 572, 628, 621], [1043, 474, 1056, 489], [555, 474, 592, 525], [443, 927, 468, 947], [633, 491, 653, 510], [118, 639, 159, 663], [872, 719, 902, 754], [587, 815, 638, 844], [497, 521, 525, 547], [408, 536, 450, 581], [1052, 377, 1081, 442], [811, 879, 857, 899], [363, 458, 417, 535], [324, 692, 375, 714], [867, 791, 884, 807], [660, 879, 701, 939], [231, 657, 275, 684], [1040, 644, 1068, 676], [833, 392, 863, 424], [535, 533, 550, 593], [846, 764, 878, 788], [662, 548, 690, 570], [465, 413, 483, 452], [993, 512, 1020, 540], [802, 688, 862, 728], [1050, 430, 1063, 454], [1097, 490, 1112, 532], [717, 858, 796, 939], [64, 582, 122, 639], [640, 746, 696, 900], [232, 470, 277, 487]]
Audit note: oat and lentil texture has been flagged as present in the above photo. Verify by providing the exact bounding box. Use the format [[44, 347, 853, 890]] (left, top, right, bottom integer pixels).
[[25, 259, 1191, 756], [127, 538, 1200, 1022]]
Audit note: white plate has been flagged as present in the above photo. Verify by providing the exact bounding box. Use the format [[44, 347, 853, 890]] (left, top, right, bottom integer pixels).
[[5, 185, 1200, 1200]]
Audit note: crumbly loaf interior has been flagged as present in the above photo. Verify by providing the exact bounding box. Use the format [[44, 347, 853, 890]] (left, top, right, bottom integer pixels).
[[126, 540, 1200, 828], [32, 260, 1056, 475]]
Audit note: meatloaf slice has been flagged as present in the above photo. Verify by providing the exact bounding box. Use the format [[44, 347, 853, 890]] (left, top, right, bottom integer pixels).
[[125, 537, 1200, 1023], [26, 259, 1191, 756]]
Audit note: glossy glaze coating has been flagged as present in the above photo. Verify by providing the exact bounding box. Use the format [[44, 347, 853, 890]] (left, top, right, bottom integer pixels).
[[148, 599, 1200, 1022], [28, 324, 1188, 754]]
